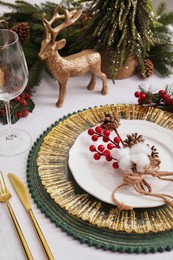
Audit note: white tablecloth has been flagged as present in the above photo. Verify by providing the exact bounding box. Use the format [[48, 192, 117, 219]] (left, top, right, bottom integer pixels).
[[0, 71, 173, 260], [1, 0, 173, 259]]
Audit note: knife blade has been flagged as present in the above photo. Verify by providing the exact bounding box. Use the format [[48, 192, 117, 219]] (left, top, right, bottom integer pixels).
[[8, 173, 54, 260]]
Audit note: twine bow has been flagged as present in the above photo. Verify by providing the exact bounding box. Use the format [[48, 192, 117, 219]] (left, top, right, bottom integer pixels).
[[112, 157, 173, 210]]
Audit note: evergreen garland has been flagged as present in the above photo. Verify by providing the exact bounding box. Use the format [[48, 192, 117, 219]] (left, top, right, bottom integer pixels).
[[148, 3, 173, 77]]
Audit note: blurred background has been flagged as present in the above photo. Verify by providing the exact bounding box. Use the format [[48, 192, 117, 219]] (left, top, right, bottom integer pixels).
[[0, 0, 173, 15]]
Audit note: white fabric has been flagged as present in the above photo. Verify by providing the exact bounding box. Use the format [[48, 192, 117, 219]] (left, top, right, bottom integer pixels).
[[0, 0, 173, 259]]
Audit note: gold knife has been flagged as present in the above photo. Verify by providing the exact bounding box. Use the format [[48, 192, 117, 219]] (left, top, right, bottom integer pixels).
[[8, 173, 54, 260]]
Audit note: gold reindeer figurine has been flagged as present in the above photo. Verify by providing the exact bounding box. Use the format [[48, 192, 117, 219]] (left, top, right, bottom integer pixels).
[[38, 5, 108, 108]]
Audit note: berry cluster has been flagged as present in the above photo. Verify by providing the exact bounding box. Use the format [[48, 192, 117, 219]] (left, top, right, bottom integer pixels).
[[0, 89, 35, 124], [88, 126, 121, 169], [134, 85, 173, 111], [14, 92, 31, 119]]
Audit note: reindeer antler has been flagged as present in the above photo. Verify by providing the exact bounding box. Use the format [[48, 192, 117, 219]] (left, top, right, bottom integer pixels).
[[42, 4, 82, 44]]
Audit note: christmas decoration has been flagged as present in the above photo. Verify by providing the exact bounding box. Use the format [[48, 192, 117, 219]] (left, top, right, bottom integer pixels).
[[88, 112, 173, 210], [69, 0, 173, 79], [0, 88, 35, 124], [38, 4, 107, 107], [11, 22, 30, 42], [134, 84, 173, 112], [148, 3, 173, 77], [69, 0, 158, 79], [0, 0, 172, 83], [0, 1, 172, 120], [144, 59, 154, 78]]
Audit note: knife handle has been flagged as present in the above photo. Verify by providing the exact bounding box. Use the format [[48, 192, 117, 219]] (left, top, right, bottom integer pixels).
[[6, 202, 34, 260], [28, 209, 54, 260]]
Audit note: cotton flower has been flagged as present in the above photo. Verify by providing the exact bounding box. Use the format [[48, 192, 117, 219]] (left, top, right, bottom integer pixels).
[[130, 143, 151, 156], [118, 156, 132, 172], [115, 147, 130, 160], [114, 143, 151, 172], [130, 153, 150, 172]]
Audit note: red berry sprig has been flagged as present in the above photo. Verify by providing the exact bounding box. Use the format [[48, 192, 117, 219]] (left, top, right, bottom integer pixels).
[[88, 126, 121, 147], [88, 126, 122, 170], [134, 84, 173, 111], [0, 89, 35, 124], [89, 143, 119, 168]]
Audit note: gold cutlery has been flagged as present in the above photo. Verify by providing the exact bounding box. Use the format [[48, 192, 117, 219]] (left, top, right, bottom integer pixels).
[[8, 173, 54, 260], [0, 171, 33, 260]]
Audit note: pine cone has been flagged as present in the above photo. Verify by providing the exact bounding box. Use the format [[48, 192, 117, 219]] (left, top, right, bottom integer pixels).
[[144, 59, 154, 78], [100, 112, 120, 130], [123, 133, 144, 147], [11, 22, 30, 42], [150, 145, 159, 158]]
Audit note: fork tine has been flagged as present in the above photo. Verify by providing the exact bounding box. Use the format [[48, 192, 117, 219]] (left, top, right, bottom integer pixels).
[[0, 171, 7, 194]]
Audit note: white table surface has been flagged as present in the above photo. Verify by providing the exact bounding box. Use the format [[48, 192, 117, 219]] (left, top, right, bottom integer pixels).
[[1, 0, 173, 259]]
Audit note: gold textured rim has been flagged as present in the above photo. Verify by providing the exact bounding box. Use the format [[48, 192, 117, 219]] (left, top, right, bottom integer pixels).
[[37, 104, 173, 234]]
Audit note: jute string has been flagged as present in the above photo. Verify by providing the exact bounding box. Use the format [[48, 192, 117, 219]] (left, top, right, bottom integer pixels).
[[112, 157, 173, 210]]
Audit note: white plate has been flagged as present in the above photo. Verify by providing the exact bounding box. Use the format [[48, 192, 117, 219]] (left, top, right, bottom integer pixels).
[[68, 119, 173, 208]]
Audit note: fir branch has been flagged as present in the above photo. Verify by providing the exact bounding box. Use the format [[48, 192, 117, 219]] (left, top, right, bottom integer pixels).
[[28, 60, 44, 87], [0, 1, 17, 9], [148, 3, 173, 77]]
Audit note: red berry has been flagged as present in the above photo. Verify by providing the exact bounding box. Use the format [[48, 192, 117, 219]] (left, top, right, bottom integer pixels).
[[89, 145, 96, 152], [23, 110, 29, 117], [94, 153, 101, 160], [103, 149, 111, 157], [20, 93, 26, 99], [98, 144, 105, 152], [95, 126, 102, 133], [162, 93, 169, 100], [134, 91, 140, 98], [21, 99, 27, 106], [165, 97, 171, 105], [14, 96, 21, 102], [17, 111, 23, 118], [114, 137, 121, 144], [107, 143, 114, 150], [106, 156, 112, 161], [138, 97, 143, 104], [112, 162, 119, 169], [103, 129, 110, 137], [4, 74, 10, 81], [92, 135, 99, 141], [25, 93, 31, 99], [158, 89, 165, 96], [88, 128, 94, 135], [139, 92, 146, 100], [102, 136, 109, 142]]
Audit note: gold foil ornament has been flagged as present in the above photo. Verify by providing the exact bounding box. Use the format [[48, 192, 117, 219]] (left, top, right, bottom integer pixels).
[[38, 5, 108, 108]]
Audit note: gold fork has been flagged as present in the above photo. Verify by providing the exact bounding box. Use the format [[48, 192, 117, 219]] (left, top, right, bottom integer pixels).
[[0, 171, 33, 260]]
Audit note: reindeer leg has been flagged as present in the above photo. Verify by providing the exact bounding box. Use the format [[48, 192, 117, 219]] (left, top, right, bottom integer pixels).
[[95, 71, 108, 95], [56, 80, 67, 108], [87, 73, 96, 91]]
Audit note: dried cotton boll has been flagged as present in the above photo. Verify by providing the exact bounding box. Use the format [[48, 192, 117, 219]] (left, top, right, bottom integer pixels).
[[119, 156, 132, 172], [114, 147, 130, 160], [130, 143, 151, 156], [131, 153, 150, 172]]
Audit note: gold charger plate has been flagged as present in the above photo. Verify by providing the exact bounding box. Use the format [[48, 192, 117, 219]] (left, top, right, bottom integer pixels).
[[37, 104, 173, 234]]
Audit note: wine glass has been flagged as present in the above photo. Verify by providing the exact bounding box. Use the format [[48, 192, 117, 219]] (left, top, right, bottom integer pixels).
[[0, 29, 31, 156]]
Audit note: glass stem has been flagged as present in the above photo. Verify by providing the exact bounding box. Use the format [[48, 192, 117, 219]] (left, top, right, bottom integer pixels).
[[5, 101, 15, 140]]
